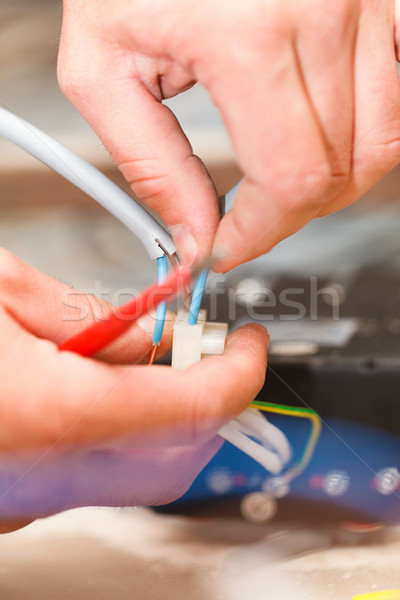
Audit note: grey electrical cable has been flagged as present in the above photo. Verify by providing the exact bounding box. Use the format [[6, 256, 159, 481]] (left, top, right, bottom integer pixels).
[[220, 180, 241, 215], [0, 106, 175, 259]]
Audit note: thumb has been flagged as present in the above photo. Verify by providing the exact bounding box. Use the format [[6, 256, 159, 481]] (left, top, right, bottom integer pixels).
[[58, 32, 220, 266]]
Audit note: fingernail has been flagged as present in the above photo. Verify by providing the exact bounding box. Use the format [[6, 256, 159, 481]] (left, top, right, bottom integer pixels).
[[170, 224, 198, 267], [211, 241, 230, 273], [137, 311, 157, 334]]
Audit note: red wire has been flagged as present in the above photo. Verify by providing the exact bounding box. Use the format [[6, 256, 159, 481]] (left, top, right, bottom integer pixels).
[[58, 264, 191, 357]]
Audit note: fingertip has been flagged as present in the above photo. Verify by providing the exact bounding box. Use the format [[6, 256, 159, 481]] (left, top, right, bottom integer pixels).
[[225, 323, 268, 390], [137, 310, 175, 336], [165, 159, 220, 266], [169, 225, 199, 267], [225, 322, 269, 354], [184, 322, 268, 431], [96, 310, 176, 365], [210, 242, 231, 273]]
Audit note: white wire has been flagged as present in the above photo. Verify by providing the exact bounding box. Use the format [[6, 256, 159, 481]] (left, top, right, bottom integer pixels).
[[235, 408, 292, 464], [229, 418, 288, 464], [0, 106, 175, 260], [219, 423, 283, 474], [218, 408, 292, 474]]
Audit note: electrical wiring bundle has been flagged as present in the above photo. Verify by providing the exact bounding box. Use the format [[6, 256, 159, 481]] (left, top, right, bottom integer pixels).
[[1, 106, 321, 486]]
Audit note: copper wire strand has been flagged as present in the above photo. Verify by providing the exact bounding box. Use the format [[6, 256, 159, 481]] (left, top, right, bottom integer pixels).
[[148, 344, 158, 365]]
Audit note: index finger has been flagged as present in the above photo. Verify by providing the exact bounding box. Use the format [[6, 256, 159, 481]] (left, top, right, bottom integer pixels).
[[58, 19, 220, 266]]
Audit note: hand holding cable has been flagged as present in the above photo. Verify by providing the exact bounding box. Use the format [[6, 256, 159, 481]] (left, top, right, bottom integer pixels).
[[0, 250, 267, 529], [59, 0, 400, 272]]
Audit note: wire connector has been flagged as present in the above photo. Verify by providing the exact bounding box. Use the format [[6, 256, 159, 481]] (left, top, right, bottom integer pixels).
[[171, 310, 228, 370], [171, 310, 293, 477]]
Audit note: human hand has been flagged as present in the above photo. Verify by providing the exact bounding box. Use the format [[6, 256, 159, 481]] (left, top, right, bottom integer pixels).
[[0, 249, 267, 531], [58, 0, 400, 272]]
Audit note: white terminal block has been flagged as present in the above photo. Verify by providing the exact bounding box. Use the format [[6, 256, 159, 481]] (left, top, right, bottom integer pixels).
[[171, 310, 228, 370], [171, 309, 289, 476]]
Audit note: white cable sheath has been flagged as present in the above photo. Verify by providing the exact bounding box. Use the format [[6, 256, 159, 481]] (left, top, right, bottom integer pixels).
[[235, 408, 292, 464], [171, 311, 292, 473], [230, 417, 289, 465], [219, 408, 292, 475], [0, 106, 176, 259], [219, 422, 283, 474]]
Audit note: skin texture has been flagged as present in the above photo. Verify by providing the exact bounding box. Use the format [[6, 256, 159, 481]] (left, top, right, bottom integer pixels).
[[0, 249, 267, 530], [58, 0, 400, 271]]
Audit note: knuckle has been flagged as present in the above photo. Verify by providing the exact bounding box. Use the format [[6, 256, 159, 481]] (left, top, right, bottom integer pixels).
[[57, 62, 88, 103], [266, 160, 331, 206], [56, 51, 75, 98], [304, 0, 358, 42], [62, 289, 112, 329], [182, 382, 221, 446], [371, 129, 400, 169], [296, 162, 332, 196], [0, 248, 23, 286], [78, 294, 111, 329], [326, 159, 352, 196], [57, 50, 97, 105], [118, 159, 175, 211], [367, 138, 400, 174], [184, 393, 206, 446], [360, 84, 400, 173], [364, 123, 400, 174]]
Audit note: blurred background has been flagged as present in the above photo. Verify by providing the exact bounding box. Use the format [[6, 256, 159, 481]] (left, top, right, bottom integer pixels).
[[2, 2, 400, 600]]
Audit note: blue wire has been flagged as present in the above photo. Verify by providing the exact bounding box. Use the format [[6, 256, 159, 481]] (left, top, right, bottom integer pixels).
[[152, 255, 168, 345], [188, 269, 208, 326], [186, 182, 240, 327]]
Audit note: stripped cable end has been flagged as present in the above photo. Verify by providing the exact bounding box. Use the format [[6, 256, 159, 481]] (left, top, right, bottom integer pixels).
[[148, 344, 158, 366]]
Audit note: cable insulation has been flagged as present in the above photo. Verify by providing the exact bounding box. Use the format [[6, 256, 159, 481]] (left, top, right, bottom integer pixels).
[[59, 264, 192, 356], [188, 269, 208, 325], [219, 423, 283, 474], [251, 401, 322, 480], [0, 106, 175, 259], [152, 255, 168, 345]]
